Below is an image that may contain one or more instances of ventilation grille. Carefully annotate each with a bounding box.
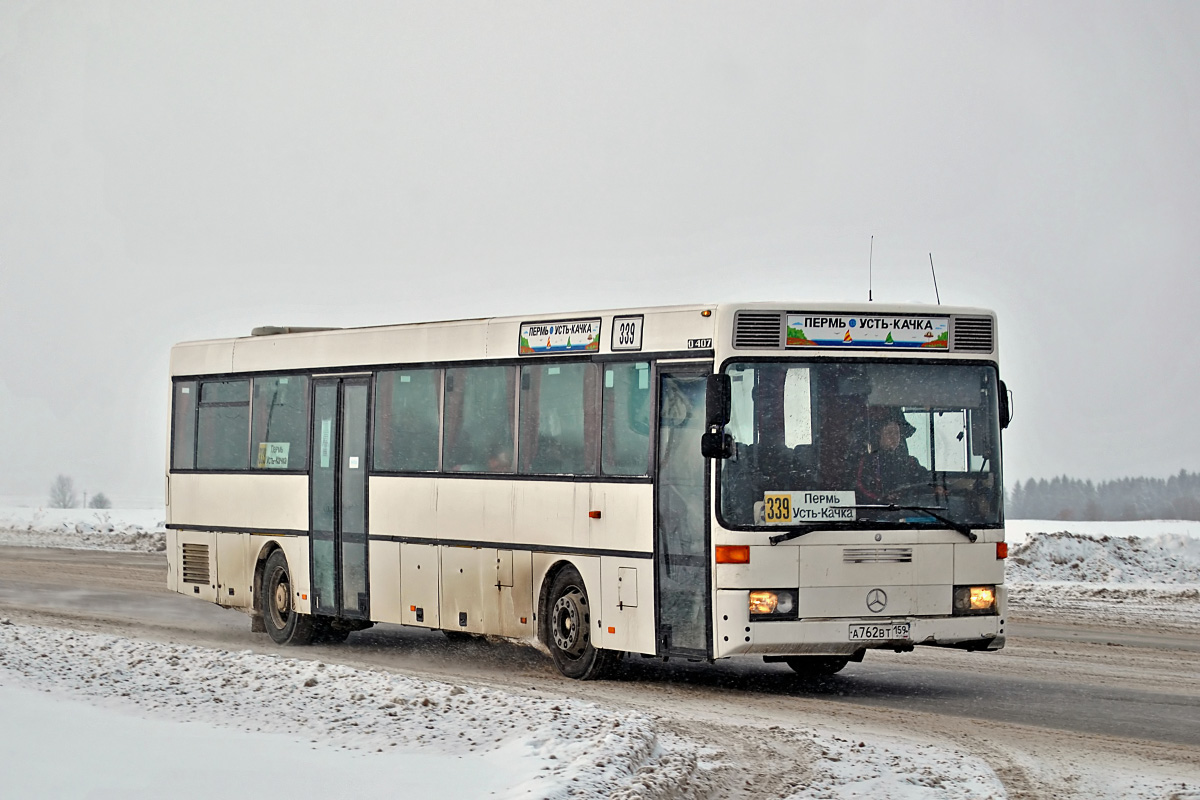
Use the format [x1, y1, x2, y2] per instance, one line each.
[843, 547, 913, 564]
[733, 312, 784, 349]
[181, 543, 211, 585]
[951, 316, 994, 353]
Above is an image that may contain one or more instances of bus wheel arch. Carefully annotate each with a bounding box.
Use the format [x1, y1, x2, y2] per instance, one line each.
[259, 548, 315, 645]
[538, 561, 618, 680]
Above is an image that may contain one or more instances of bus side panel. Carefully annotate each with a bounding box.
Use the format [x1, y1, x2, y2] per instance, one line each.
[215, 531, 250, 608]
[169, 473, 308, 532]
[368, 539, 403, 624]
[166, 529, 179, 593]
[173, 529, 217, 603]
[437, 478, 515, 544]
[368, 475, 437, 539]
[400, 543, 440, 628]
[599, 557, 656, 656]
[589, 483, 653, 553]
[513, 481, 578, 549]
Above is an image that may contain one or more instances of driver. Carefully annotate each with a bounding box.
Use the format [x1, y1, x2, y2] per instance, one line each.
[856, 419, 931, 503]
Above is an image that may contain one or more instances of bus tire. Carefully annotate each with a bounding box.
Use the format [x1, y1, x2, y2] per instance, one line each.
[543, 566, 618, 680]
[784, 656, 849, 677]
[261, 550, 315, 645]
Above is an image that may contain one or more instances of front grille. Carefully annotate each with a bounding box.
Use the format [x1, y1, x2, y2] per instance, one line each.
[843, 547, 913, 564]
[733, 312, 784, 348]
[951, 316, 994, 353]
[181, 543, 210, 584]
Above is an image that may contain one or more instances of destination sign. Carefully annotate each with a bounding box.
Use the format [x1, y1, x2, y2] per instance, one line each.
[786, 313, 948, 350]
[761, 491, 857, 525]
[519, 319, 602, 355]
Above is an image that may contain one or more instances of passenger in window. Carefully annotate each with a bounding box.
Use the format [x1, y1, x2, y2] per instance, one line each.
[856, 419, 936, 503]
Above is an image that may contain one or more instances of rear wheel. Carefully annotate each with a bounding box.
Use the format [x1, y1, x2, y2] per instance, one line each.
[261, 550, 315, 645]
[543, 566, 618, 680]
[784, 655, 849, 677]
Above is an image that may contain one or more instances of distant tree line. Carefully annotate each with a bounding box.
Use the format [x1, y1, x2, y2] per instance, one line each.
[1008, 470, 1200, 520]
[48, 475, 111, 509]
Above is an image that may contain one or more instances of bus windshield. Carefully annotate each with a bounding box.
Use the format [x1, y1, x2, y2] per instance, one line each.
[719, 360, 1003, 530]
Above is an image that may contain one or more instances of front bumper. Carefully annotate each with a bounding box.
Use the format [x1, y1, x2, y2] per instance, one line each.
[713, 587, 1007, 658]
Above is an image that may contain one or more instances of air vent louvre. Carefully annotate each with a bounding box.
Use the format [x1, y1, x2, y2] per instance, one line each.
[951, 316, 994, 353]
[843, 547, 913, 564]
[182, 543, 211, 585]
[733, 312, 784, 349]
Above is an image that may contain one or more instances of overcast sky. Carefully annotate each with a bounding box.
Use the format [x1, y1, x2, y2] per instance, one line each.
[2, 1, 1198, 506]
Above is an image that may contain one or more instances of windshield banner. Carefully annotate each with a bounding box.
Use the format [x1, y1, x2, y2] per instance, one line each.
[519, 319, 602, 355]
[761, 491, 857, 525]
[786, 313, 949, 349]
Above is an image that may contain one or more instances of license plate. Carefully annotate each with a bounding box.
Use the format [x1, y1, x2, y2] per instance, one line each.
[849, 622, 911, 641]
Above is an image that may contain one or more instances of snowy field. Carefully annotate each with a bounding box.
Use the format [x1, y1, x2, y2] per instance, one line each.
[2, 510, 1199, 798]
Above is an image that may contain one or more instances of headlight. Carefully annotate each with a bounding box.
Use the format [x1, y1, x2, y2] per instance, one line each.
[749, 589, 797, 620]
[953, 585, 997, 616]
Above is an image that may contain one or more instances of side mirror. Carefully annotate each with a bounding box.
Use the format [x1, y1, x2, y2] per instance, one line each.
[998, 380, 1013, 429]
[703, 373, 734, 459]
[705, 373, 731, 428]
[701, 430, 734, 459]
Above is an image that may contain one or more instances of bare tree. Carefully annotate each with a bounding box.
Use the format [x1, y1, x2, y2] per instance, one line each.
[88, 492, 112, 509]
[49, 474, 78, 509]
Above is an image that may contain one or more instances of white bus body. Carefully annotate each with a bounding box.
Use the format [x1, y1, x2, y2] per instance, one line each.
[166, 302, 1008, 679]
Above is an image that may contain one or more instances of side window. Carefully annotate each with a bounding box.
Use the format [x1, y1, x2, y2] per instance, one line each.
[602, 362, 651, 476]
[196, 380, 250, 470]
[518, 363, 599, 475]
[375, 369, 442, 472]
[443, 366, 517, 473]
[251, 376, 310, 470]
[172, 381, 197, 469]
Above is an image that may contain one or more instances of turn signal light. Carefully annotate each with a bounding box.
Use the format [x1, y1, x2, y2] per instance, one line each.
[996, 542, 1008, 559]
[716, 545, 750, 564]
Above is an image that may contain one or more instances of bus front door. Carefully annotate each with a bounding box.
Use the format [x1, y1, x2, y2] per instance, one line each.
[655, 367, 711, 657]
[310, 377, 370, 620]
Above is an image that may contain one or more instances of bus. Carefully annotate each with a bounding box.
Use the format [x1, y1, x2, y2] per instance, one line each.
[165, 302, 1010, 679]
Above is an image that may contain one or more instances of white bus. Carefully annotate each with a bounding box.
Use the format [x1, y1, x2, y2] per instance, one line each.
[166, 302, 1010, 679]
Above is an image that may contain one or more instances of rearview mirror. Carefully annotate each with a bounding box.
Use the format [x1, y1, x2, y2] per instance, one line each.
[706, 373, 731, 428]
[998, 380, 1012, 429]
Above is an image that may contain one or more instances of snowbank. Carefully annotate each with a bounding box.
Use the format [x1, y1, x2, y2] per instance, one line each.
[0, 621, 1019, 800]
[0, 506, 165, 552]
[0, 621, 694, 799]
[1008, 531, 1200, 584]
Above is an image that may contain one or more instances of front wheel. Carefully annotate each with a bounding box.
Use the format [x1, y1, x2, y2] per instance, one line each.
[784, 656, 849, 678]
[261, 550, 315, 645]
[543, 566, 618, 680]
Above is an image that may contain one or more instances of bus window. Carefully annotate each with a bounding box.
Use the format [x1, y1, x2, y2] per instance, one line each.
[251, 376, 310, 470]
[518, 363, 599, 475]
[375, 369, 442, 472]
[783, 367, 813, 448]
[172, 381, 197, 469]
[601, 362, 650, 476]
[443, 366, 517, 473]
[196, 380, 250, 470]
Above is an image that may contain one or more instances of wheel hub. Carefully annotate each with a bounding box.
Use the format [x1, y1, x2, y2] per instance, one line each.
[552, 589, 587, 657]
[268, 571, 291, 628]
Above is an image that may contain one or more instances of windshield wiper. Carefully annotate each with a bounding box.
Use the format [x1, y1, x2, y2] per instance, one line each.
[768, 526, 821, 546]
[849, 504, 977, 542]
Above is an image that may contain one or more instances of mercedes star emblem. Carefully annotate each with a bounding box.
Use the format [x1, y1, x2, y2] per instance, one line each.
[866, 588, 888, 614]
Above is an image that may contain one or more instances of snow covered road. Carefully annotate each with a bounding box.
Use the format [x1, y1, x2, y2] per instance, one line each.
[1, 510, 1199, 798]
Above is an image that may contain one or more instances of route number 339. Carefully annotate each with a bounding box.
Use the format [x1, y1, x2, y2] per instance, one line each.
[611, 316, 643, 351]
[763, 493, 792, 524]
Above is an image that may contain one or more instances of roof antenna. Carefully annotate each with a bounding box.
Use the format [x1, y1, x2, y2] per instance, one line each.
[929, 252, 941, 305]
[868, 235, 874, 302]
